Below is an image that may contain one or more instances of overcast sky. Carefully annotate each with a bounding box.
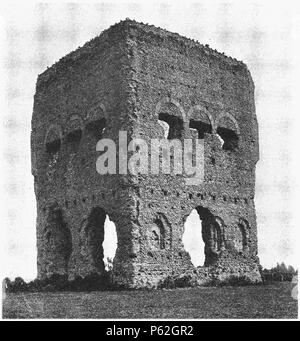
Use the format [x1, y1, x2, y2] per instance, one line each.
[1, 0, 299, 280]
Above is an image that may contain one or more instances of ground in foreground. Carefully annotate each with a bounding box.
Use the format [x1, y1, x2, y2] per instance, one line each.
[3, 282, 297, 319]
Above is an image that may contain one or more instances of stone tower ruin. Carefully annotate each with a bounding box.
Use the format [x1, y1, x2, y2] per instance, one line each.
[31, 19, 261, 288]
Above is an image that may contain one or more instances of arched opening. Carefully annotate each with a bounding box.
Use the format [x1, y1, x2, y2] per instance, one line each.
[150, 218, 166, 249]
[158, 112, 183, 139]
[158, 119, 170, 139]
[182, 209, 205, 266]
[103, 215, 118, 270]
[149, 213, 172, 250]
[84, 207, 106, 272]
[44, 204, 72, 274]
[216, 116, 239, 151]
[86, 118, 106, 141]
[66, 129, 82, 153]
[189, 119, 212, 139]
[83, 207, 117, 272]
[150, 228, 161, 250]
[45, 127, 61, 155]
[66, 117, 82, 153]
[188, 110, 212, 139]
[83, 117, 106, 170]
[183, 206, 224, 267]
[235, 218, 249, 252]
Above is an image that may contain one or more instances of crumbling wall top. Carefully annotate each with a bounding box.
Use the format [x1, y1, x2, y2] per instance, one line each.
[36, 19, 248, 91]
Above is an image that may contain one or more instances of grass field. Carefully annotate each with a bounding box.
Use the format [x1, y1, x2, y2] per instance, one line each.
[2, 282, 297, 319]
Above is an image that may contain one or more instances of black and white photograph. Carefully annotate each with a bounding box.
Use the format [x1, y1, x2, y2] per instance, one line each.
[0, 0, 299, 323]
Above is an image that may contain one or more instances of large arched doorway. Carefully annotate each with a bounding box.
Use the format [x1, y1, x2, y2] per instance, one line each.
[183, 206, 224, 267]
[103, 215, 118, 270]
[82, 207, 117, 272]
[182, 209, 205, 266]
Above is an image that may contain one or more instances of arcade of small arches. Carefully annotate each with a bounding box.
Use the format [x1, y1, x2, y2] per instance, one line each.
[157, 98, 240, 151]
[44, 99, 240, 161]
[44, 115, 106, 157]
[44, 101, 108, 157]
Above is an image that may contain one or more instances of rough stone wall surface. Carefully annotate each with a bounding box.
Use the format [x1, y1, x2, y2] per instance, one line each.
[31, 19, 261, 288]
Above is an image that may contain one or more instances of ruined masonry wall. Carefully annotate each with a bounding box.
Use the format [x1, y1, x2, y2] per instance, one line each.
[31, 20, 261, 288]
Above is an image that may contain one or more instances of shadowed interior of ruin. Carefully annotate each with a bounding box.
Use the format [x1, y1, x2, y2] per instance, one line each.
[158, 112, 183, 139]
[216, 127, 239, 151]
[86, 118, 106, 141]
[83, 207, 106, 273]
[189, 119, 212, 139]
[45, 139, 61, 155]
[45, 129, 61, 155]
